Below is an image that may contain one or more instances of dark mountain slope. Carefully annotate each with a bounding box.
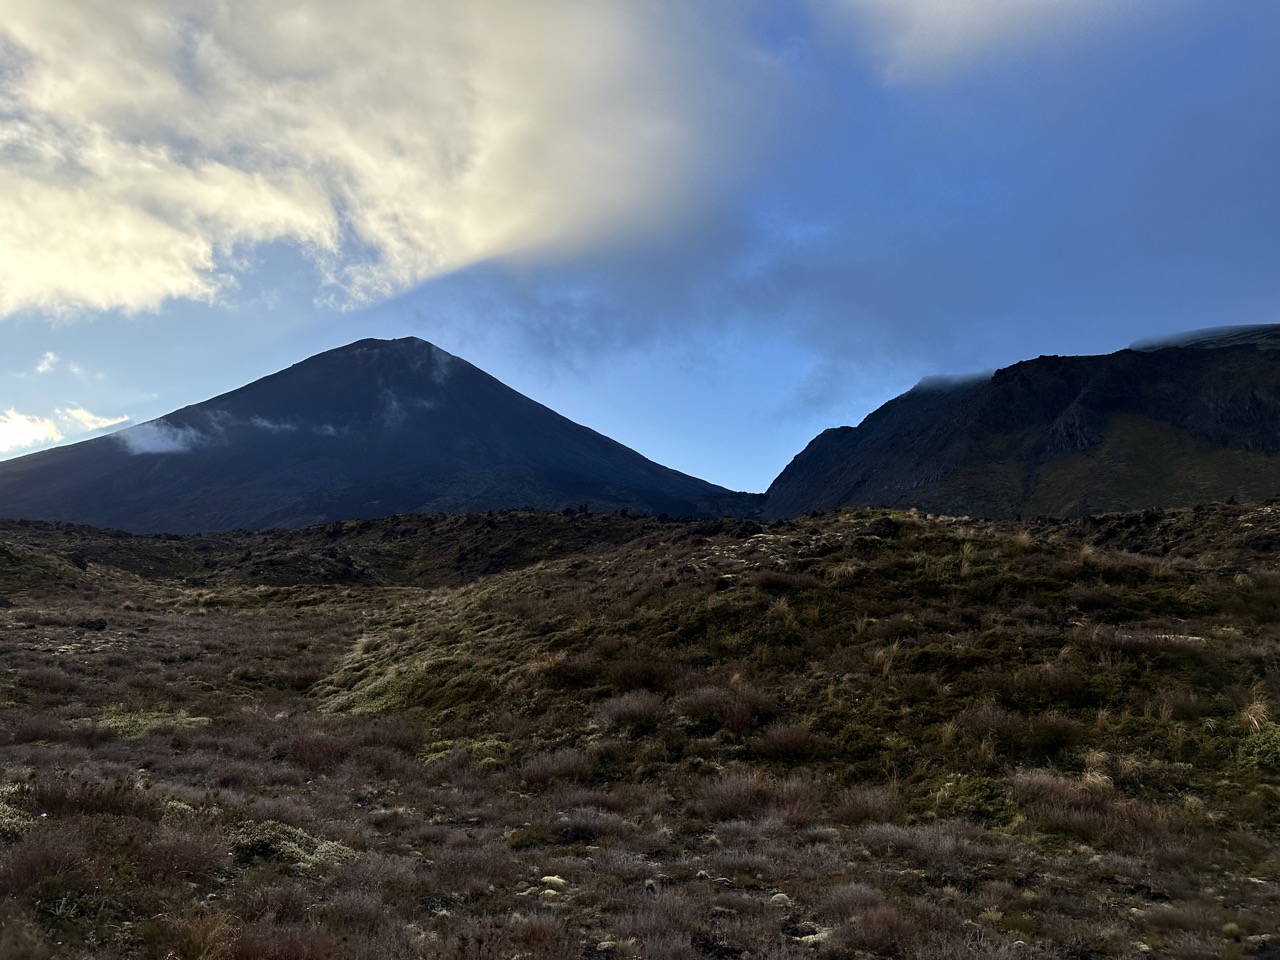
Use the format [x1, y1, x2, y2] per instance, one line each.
[0, 337, 760, 532]
[765, 325, 1280, 519]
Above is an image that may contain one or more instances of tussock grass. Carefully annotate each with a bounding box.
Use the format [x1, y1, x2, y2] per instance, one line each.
[2, 503, 1279, 956]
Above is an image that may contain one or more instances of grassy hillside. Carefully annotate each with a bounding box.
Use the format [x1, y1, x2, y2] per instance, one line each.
[1, 505, 1279, 958]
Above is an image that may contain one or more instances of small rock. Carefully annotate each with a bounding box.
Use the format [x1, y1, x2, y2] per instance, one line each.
[770, 893, 792, 907]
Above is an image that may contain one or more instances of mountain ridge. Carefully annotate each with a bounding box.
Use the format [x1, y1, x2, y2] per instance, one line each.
[764, 326, 1280, 519]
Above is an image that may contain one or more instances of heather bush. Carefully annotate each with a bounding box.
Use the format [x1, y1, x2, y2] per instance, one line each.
[598, 690, 666, 731]
[521, 747, 589, 785]
[831, 784, 905, 825]
[135, 824, 230, 882]
[697, 769, 772, 821]
[752, 723, 821, 760]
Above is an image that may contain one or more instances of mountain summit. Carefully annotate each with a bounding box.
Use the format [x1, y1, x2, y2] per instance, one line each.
[0, 337, 760, 532]
[765, 325, 1280, 519]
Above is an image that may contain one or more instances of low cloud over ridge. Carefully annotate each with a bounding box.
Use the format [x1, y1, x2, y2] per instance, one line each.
[117, 421, 207, 455]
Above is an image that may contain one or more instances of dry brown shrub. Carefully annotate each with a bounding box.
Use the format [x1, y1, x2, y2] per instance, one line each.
[555, 806, 634, 843]
[330, 852, 421, 895]
[135, 825, 230, 882]
[521, 747, 589, 786]
[539, 651, 602, 688]
[1140, 902, 1222, 932]
[551, 785, 628, 814]
[957, 701, 1022, 741]
[769, 774, 824, 827]
[280, 730, 355, 772]
[318, 889, 386, 934]
[832, 785, 905, 825]
[753, 723, 818, 760]
[825, 903, 911, 954]
[1012, 769, 1117, 811]
[674, 685, 732, 731]
[357, 717, 423, 754]
[229, 921, 343, 960]
[511, 910, 573, 953]
[598, 690, 666, 730]
[606, 655, 679, 692]
[422, 836, 520, 897]
[0, 902, 53, 960]
[614, 891, 698, 944]
[1012, 769, 1183, 855]
[723, 682, 774, 735]
[753, 570, 820, 593]
[697, 769, 772, 821]
[5, 714, 64, 745]
[20, 771, 160, 820]
[238, 882, 313, 924]
[818, 881, 887, 921]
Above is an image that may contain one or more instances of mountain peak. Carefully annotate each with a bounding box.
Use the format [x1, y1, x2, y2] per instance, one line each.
[0, 338, 761, 532]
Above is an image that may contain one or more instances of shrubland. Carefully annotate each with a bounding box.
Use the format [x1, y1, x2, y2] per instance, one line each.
[1, 503, 1278, 959]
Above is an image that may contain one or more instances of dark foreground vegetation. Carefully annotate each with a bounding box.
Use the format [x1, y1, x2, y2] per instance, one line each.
[1, 504, 1279, 959]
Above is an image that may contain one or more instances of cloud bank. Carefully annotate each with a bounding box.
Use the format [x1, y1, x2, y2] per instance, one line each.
[0, 410, 61, 453]
[0, 406, 128, 454]
[0, 0, 755, 318]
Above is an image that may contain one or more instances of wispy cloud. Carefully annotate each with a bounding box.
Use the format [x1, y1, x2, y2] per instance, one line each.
[249, 417, 298, 433]
[116, 421, 207, 455]
[23, 352, 85, 378]
[0, 0, 764, 319]
[57, 407, 129, 432]
[817, 0, 1152, 81]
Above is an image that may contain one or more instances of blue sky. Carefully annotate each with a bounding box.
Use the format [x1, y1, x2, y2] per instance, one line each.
[1, 1, 1277, 492]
